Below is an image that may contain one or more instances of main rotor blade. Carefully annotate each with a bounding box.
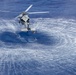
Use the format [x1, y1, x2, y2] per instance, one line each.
[25, 5, 33, 12]
[28, 11, 49, 14]
[15, 5, 33, 19]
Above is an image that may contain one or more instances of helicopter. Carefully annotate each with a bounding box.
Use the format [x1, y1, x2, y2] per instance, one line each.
[15, 4, 49, 33]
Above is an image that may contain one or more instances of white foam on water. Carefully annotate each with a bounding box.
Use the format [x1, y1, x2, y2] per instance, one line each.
[0, 18, 76, 75]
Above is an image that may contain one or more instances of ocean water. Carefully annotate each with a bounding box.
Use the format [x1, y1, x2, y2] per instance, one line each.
[0, 0, 76, 75]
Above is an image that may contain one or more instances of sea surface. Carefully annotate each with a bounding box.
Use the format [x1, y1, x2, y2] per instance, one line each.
[0, 0, 76, 75]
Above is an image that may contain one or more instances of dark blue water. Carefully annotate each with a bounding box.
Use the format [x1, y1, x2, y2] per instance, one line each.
[0, 0, 76, 19]
[0, 0, 76, 75]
